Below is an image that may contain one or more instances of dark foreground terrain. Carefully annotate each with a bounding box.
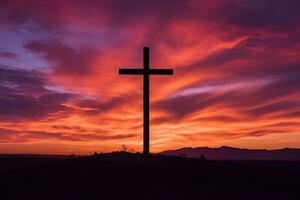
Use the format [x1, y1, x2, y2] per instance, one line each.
[0, 153, 300, 200]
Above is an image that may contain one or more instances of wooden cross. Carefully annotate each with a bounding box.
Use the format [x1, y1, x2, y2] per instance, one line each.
[119, 47, 173, 155]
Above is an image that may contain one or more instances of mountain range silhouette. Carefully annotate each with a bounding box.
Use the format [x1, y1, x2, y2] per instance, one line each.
[161, 146, 300, 160]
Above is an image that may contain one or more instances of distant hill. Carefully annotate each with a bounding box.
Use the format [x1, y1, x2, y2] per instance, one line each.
[161, 146, 300, 160]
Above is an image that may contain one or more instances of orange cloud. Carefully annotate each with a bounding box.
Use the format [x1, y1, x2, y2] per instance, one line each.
[0, 0, 300, 154]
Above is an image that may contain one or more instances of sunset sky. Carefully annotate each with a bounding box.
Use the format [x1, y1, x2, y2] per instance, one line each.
[1, 0, 300, 154]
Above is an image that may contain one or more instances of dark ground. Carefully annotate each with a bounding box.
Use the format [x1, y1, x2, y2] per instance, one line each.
[0, 152, 300, 200]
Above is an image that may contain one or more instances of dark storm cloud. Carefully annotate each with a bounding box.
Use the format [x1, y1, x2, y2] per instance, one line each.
[0, 66, 46, 94]
[194, 44, 250, 68]
[25, 40, 99, 75]
[77, 94, 138, 115]
[153, 1, 300, 120]
[0, 0, 188, 34]
[0, 0, 68, 31]
[151, 116, 176, 125]
[1, 0, 300, 146]
[76, 133, 137, 141]
[52, 125, 88, 132]
[153, 92, 232, 118]
[263, 122, 300, 128]
[165, 31, 300, 119]
[0, 65, 136, 122]
[0, 128, 137, 143]
[0, 128, 18, 139]
[0, 7, 29, 27]
[22, 130, 82, 142]
[216, 0, 300, 30]
[0, 94, 69, 121]
[0, 51, 18, 59]
[154, 70, 300, 119]
[78, 97, 126, 114]
[246, 101, 300, 117]
[0, 66, 73, 121]
[200, 128, 285, 140]
[187, 34, 300, 72]
[183, 36, 259, 71]
[194, 115, 240, 123]
[3, 0, 300, 78]
[96, 0, 189, 25]
[1, 0, 299, 38]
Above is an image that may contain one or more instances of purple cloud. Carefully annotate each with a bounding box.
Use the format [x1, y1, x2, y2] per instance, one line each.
[0, 66, 73, 121]
[0, 51, 17, 59]
[25, 40, 99, 76]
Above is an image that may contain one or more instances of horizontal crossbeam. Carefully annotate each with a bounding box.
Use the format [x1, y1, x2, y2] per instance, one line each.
[119, 68, 173, 75]
[148, 69, 173, 75]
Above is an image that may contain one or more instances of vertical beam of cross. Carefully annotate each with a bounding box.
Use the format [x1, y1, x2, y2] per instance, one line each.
[119, 47, 173, 155]
[143, 47, 150, 155]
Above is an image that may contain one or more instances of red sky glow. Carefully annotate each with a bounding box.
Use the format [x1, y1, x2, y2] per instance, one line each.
[1, 0, 300, 154]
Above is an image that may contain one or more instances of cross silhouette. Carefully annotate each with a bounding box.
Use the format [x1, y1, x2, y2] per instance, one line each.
[119, 47, 173, 155]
